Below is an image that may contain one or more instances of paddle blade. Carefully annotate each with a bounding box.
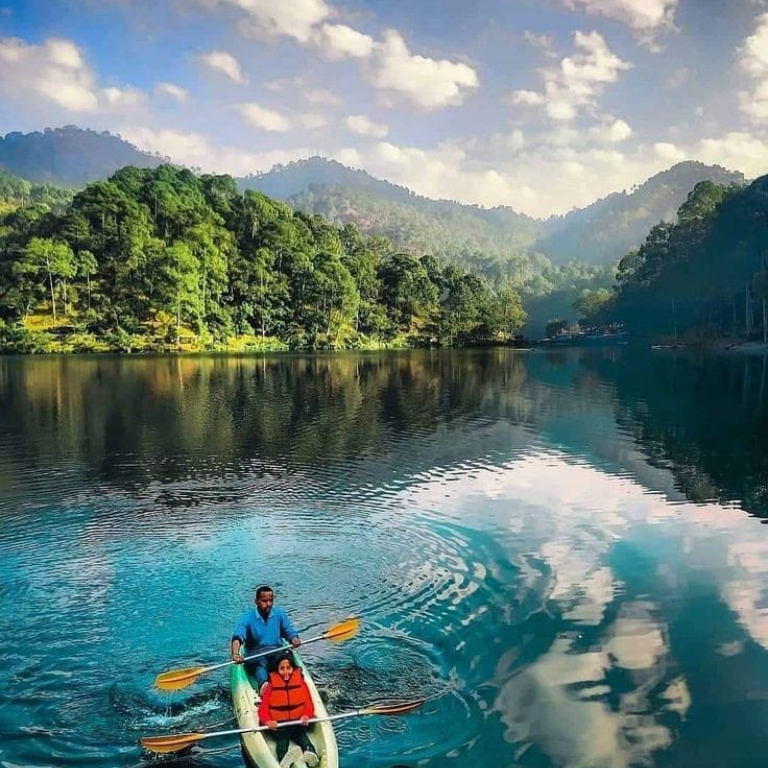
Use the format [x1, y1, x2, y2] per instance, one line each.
[324, 616, 360, 643]
[140, 731, 205, 754]
[362, 698, 426, 716]
[154, 665, 207, 691]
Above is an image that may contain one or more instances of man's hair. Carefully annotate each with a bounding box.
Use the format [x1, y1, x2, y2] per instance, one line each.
[256, 585, 274, 599]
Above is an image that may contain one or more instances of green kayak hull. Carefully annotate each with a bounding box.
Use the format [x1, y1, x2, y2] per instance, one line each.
[230, 651, 338, 768]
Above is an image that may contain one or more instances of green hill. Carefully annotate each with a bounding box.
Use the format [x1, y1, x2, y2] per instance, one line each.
[0, 126, 163, 187]
[536, 161, 746, 264]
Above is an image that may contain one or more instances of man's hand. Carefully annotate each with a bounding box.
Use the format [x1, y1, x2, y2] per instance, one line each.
[300, 716, 309, 726]
[232, 651, 244, 664]
[268, 720, 278, 731]
[291, 636, 301, 648]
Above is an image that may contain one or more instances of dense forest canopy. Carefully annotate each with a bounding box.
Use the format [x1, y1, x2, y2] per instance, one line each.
[0, 165, 529, 353]
[583, 176, 768, 342]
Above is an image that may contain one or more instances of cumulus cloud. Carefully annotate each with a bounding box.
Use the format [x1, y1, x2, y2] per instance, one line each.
[590, 117, 633, 142]
[654, 141, 685, 161]
[739, 12, 768, 77]
[344, 114, 389, 138]
[314, 23, 374, 59]
[236, 102, 291, 131]
[327, 139, 541, 212]
[155, 82, 188, 102]
[562, 0, 678, 34]
[0, 36, 148, 114]
[200, 50, 246, 84]
[297, 113, 328, 130]
[511, 89, 546, 106]
[0, 36, 97, 111]
[194, 0, 475, 110]
[102, 86, 145, 108]
[739, 13, 768, 123]
[694, 131, 768, 174]
[524, 30, 557, 57]
[119, 126, 312, 176]
[201, 0, 331, 43]
[303, 87, 343, 106]
[370, 30, 479, 109]
[511, 31, 632, 122]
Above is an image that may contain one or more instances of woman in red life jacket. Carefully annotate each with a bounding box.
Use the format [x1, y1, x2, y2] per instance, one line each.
[258, 650, 319, 768]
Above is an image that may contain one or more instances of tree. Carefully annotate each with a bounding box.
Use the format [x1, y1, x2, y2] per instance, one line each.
[17, 237, 75, 320]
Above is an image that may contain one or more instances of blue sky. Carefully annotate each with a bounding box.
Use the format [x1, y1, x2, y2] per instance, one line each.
[0, 0, 767, 217]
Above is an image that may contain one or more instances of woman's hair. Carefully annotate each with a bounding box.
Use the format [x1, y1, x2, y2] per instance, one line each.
[272, 650, 296, 671]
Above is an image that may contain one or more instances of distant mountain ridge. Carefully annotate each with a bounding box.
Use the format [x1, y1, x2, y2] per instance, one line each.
[240, 156, 746, 266]
[0, 126, 163, 187]
[240, 158, 540, 260]
[0, 127, 748, 266]
[537, 161, 746, 263]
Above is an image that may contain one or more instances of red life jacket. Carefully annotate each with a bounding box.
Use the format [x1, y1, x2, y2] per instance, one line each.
[266, 668, 311, 721]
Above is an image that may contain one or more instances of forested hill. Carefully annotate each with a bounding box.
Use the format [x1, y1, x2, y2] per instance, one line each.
[0, 127, 163, 186]
[0, 128, 747, 270]
[241, 158, 541, 262]
[583, 176, 768, 342]
[0, 164, 528, 353]
[243, 157, 746, 268]
[536, 161, 746, 265]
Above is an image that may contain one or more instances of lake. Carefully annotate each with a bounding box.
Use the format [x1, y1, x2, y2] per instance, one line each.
[1, 348, 768, 768]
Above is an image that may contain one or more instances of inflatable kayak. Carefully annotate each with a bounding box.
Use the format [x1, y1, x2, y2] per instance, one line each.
[230, 651, 338, 768]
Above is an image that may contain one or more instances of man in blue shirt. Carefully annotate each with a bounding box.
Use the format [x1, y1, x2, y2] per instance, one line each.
[231, 585, 301, 694]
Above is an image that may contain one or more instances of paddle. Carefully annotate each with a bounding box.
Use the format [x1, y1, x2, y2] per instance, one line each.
[154, 617, 360, 691]
[140, 698, 425, 754]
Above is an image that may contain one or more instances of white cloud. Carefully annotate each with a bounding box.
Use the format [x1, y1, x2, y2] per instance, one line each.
[511, 89, 546, 106]
[102, 86, 145, 108]
[236, 102, 291, 132]
[740, 12, 768, 77]
[119, 126, 312, 176]
[654, 141, 685, 161]
[298, 113, 328, 130]
[562, 0, 678, 33]
[264, 76, 306, 92]
[155, 82, 188, 102]
[315, 23, 374, 59]
[206, 0, 332, 43]
[739, 13, 768, 123]
[694, 131, 768, 174]
[524, 31, 557, 57]
[303, 87, 343, 106]
[0, 36, 98, 111]
[507, 129, 525, 152]
[591, 117, 633, 142]
[370, 30, 479, 110]
[513, 31, 632, 122]
[200, 50, 246, 84]
[327, 139, 541, 212]
[0, 36, 148, 114]
[344, 114, 389, 138]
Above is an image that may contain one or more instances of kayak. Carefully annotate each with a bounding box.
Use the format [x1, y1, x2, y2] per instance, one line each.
[230, 650, 338, 768]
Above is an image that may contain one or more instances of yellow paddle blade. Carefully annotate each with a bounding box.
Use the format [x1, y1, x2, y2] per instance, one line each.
[154, 665, 208, 691]
[362, 698, 426, 716]
[140, 731, 205, 754]
[325, 616, 360, 642]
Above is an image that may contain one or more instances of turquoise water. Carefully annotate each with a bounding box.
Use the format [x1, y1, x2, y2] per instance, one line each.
[1, 349, 768, 768]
